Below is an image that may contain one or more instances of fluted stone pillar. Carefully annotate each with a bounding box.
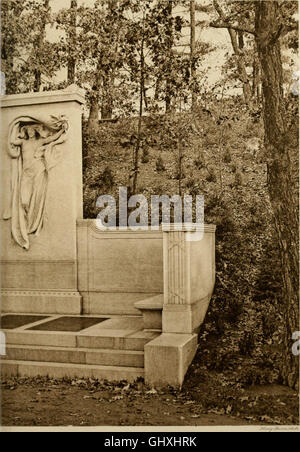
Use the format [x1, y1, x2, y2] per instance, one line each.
[163, 228, 190, 333]
[145, 223, 216, 387]
[162, 224, 216, 334]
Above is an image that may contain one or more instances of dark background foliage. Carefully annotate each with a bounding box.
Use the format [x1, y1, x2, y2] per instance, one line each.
[82, 94, 299, 386]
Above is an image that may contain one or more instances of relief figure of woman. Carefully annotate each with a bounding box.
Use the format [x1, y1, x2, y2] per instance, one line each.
[4, 116, 68, 250]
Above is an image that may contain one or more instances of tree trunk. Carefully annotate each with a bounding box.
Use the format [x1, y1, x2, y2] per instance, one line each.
[87, 64, 102, 133]
[213, 0, 251, 105]
[252, 39, 262, 105]
[165, 1, 174, 114]
[252, 55, 259, 103]
[67, 0, 77, 85]
[228, 28, 251, 104]
[165, 83, 172, 113]
[101, 73, 113, 120]
[34, 0, 49, 92]
[238, 31, 244, 50]
[100, 0, 122, 119]
[33, 70, 42, 92]
[255, 1, 299, 389]
[87, 96, 100, 132]
[178, 138, 184, 196]
[132, 36, 145, 196]
[154, 75, 162, 103]
[190, 0, 197, 111]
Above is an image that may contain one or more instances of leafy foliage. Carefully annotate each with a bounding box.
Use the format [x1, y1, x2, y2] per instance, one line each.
[81, 90, 295, 386]
[1, 0, 58, 93]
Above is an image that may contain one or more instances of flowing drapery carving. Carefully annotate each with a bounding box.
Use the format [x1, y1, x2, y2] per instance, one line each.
[3, 115, 69, 250]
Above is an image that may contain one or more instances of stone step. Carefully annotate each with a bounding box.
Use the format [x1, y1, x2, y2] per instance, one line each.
[4, 330, 158, 351]
[3, 345, 144, 368]
[1, 360, 144, 382]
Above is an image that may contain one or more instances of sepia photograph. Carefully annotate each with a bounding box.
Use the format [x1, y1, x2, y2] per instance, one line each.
[0, 0, 299, 434]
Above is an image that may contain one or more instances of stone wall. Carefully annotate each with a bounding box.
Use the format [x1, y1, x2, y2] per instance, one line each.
[77, 220, 164, 315]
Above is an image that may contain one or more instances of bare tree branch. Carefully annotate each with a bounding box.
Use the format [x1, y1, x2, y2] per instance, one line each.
[210, 21, 256, 36]
[211, 0, 256, 35]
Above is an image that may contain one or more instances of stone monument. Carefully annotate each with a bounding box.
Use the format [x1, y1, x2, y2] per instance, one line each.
[1, 88, 85, 315]
[0, 88, 216, 388]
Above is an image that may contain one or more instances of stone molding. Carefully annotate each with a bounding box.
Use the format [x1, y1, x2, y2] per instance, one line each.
[162, 223, 216, 233]
[77, 219, 163, 238]
[1, 290, 80, 296]
[77, 219, 215, 234]
[0, 260, 76, 264]
[1, 89, 85, 108]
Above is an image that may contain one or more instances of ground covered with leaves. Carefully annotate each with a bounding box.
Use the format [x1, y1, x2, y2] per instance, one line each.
[1, 371, 298, 427]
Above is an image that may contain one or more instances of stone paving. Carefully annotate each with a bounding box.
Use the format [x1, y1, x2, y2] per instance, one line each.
[0, 314, 159, 345]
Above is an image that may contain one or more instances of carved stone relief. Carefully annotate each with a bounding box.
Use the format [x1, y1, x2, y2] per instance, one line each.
[3, 115, 69, 250]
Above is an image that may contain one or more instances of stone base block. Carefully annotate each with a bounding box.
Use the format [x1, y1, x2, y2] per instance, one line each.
[144, 333, 198, 388]
[162, 305, 193, 334]
[134, 295, 163, 330]
[162, 296, 211, 334]
[1, 291, 82, 315]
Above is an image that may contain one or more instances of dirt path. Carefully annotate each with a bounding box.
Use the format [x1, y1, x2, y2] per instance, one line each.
[1, 384, 247, 427]
[2, 377, 298, 428]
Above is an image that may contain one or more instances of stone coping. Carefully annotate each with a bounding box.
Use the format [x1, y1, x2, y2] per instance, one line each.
[161, 223, 216, 233]
[1, 89, 85, 108]
[77, 219, 216, 233]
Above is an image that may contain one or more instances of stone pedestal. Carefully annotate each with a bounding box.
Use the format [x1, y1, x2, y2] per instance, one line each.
[145, 333, 198, 388]
[162, 224, 216, 334]
[0, 89, 84, 314]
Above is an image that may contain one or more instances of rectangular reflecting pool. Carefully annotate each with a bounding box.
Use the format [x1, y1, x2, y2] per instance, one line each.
[27, 317, 108, 332]
[1, 315, 49, 330]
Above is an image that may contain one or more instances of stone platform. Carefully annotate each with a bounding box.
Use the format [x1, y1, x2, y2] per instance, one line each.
[0, 313, 160, 382]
